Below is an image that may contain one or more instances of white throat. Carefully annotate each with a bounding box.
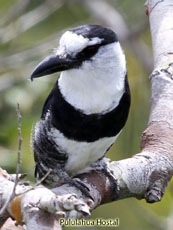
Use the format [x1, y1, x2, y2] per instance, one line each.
[58, 42, 126, 115]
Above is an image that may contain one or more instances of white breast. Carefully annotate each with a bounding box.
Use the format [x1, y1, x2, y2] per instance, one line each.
[48, 127, 119, 175]
[58, 42, 126, 115]
[47, 41, 126, 174]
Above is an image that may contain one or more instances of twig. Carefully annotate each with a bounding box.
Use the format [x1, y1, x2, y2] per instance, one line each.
[35, 169, 53, 187]
[0, 103, 22, 216]
[16, 103, 22, 184]
[17, 168, 53, 196]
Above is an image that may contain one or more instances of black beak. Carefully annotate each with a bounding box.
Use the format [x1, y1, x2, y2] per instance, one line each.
[31, 52, 79, 81]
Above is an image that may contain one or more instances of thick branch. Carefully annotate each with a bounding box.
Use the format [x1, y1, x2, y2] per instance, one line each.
[0, 173, 91, 230]
[1, 0, 173, 229]
[63, 0, 173, 205]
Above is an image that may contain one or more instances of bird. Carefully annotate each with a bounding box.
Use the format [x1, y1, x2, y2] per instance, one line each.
[31, 24, 130, 196]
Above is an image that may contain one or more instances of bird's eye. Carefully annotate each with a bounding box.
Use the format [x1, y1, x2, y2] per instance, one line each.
[76, 45, 100, 61]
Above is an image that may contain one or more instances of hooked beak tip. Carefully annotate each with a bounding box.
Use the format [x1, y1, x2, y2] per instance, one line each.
[30, 72, 38, 81]
[30, 74, 34, 81]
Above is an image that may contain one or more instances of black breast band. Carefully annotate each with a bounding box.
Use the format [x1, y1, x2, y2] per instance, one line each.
[41, 75, 130, 142]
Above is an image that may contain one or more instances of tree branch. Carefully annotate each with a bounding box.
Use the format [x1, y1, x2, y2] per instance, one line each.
[0, 104, 22, 217]
[1, 0, 173, 229]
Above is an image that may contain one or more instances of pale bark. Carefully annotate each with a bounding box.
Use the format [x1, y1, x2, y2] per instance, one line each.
[108, 0, 173, 202]
[1, 0, 173, 229]
[0, 173, 91, 230]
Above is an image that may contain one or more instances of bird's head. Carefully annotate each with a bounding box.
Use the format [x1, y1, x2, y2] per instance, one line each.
[31, 25, 125, 81]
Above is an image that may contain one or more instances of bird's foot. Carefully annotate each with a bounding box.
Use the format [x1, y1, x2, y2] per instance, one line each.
[58, 177, 92, 200]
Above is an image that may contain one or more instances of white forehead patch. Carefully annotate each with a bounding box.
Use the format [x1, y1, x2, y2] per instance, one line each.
[59, 31, 103, 54]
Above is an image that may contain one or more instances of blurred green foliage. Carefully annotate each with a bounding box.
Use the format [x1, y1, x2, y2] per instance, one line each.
[0, 0, 172, 229]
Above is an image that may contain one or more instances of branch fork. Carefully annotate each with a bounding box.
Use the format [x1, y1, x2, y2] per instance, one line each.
[1, 0, 173, 229]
